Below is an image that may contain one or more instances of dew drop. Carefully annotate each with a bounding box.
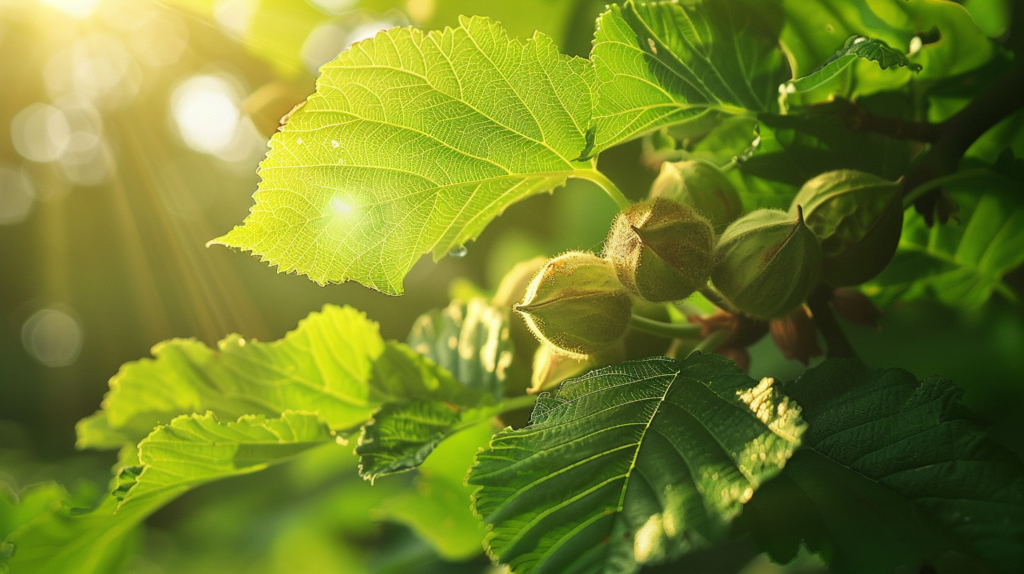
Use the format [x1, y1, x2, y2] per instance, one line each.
[331, 140, 340, 148]
[297, 137, 303, 145]
[448, 245, 468, 258]
[1, 541, 16, 559]
[337, 157, 344, 165]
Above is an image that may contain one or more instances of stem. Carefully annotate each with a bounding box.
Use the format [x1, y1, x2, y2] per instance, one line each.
[806, 287, 857, 360]
[630, 314, 703, 339]
[902, 168, 992, 208]
[689, 329, 731, 356]
[498, 394, 539, 412]
[816, 98, 941, 142]
[699, 285, 736, 313]
[577, 169, 631, 210]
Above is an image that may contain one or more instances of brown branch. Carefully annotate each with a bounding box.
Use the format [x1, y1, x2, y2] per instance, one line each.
[905, 63, 1024, 223]
[807, 286, 857, 360]
[813, 98, 942, 143]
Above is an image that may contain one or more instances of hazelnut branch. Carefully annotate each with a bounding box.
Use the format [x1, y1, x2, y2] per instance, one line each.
[807, 286, 858, 360]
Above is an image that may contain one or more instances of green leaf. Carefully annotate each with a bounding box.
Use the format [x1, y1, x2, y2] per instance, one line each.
[1, 495, 142, 574]
[467, 354, 805, 574]
[738, 359, 1024, 573]
[356, 395, 532, 481]
[408, 298, 513, 400]
[590, 0, 787, 153]
[115, 411, 334, 509]
[781, 0, 993, 86]
[76, 305, 382, 449]
[866, 178, 1024, 309]
[210, 16, 600, 294]
[4, 412, 335, 574]
[77, 305, 471, 450]
[739, 112, 913, 187]
[372, 419, 495, 560]
[781, 35, 921, 109]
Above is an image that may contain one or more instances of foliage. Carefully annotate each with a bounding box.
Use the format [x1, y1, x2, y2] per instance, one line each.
[6, 1, 1024, 573]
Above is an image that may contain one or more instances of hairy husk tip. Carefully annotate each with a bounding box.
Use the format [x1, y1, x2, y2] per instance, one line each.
[605, 198, 716, 303]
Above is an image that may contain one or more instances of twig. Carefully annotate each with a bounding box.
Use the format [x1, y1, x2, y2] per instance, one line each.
[806, 286, 857, 360]
[904, 63, 1024, 221]
[815, 98, 941, 142]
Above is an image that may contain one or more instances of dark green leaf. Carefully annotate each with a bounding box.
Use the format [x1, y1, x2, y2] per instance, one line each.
[372, 420, 495, 560]
[468, 354, 805, 574]
[866, 178, 1024, 308]
[739, 112, 913, 186]
[739, 359, 1024, 573]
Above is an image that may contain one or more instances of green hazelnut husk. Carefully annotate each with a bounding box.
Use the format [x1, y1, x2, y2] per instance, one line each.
[514, 252, 633, 358]
[790, 170, 903, 286]
[650, 160, 743, 232]
[711, 208, 822, 319]
[604, 198, 716, 303]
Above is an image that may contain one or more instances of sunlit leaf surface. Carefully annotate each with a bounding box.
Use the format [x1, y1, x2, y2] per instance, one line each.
[77, 305, 471, 449]
[212, 16, 598, 294]
[468, 354, 805, 574]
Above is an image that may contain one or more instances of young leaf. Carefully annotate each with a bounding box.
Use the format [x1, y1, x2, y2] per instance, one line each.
[76, 305, 384, 449]
[781, 0, 992, 82]
[738, 360, 1024, 573]
[590, 0, 787, 153]
[867, 181, 1024, 308]
[4, 412, 336, 574]
[115, 411, 334, 509]
[468, 354, 805, 574]
[780, 35, 921, 109]
[408, 298, 514, 400]
[210, 16, 600, 294]
[77, 305, 472, 450]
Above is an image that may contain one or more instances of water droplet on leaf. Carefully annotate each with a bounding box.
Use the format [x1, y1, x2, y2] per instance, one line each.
[448, 245, 468, 258]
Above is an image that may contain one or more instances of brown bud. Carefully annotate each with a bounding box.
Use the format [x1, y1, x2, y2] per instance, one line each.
[831, 287, 882, 329]
[769, 305, 822, 365]
[605, 198, 716, 303]
[514, 252, 633, 358]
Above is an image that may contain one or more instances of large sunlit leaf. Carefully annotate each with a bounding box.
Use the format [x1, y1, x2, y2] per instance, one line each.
[467, 354, 805, 574]
[738, 359, 1024, 573]
[76, 305, 470, 449]
[211, 16, 600, 294]
[590, 0, 788, 153]
[866, 178, 1024, 309]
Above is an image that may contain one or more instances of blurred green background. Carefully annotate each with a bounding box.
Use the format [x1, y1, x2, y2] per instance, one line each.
[0, 1, 1021, 573]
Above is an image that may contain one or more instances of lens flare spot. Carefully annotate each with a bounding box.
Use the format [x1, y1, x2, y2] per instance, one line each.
[22, 307, 83, 368]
